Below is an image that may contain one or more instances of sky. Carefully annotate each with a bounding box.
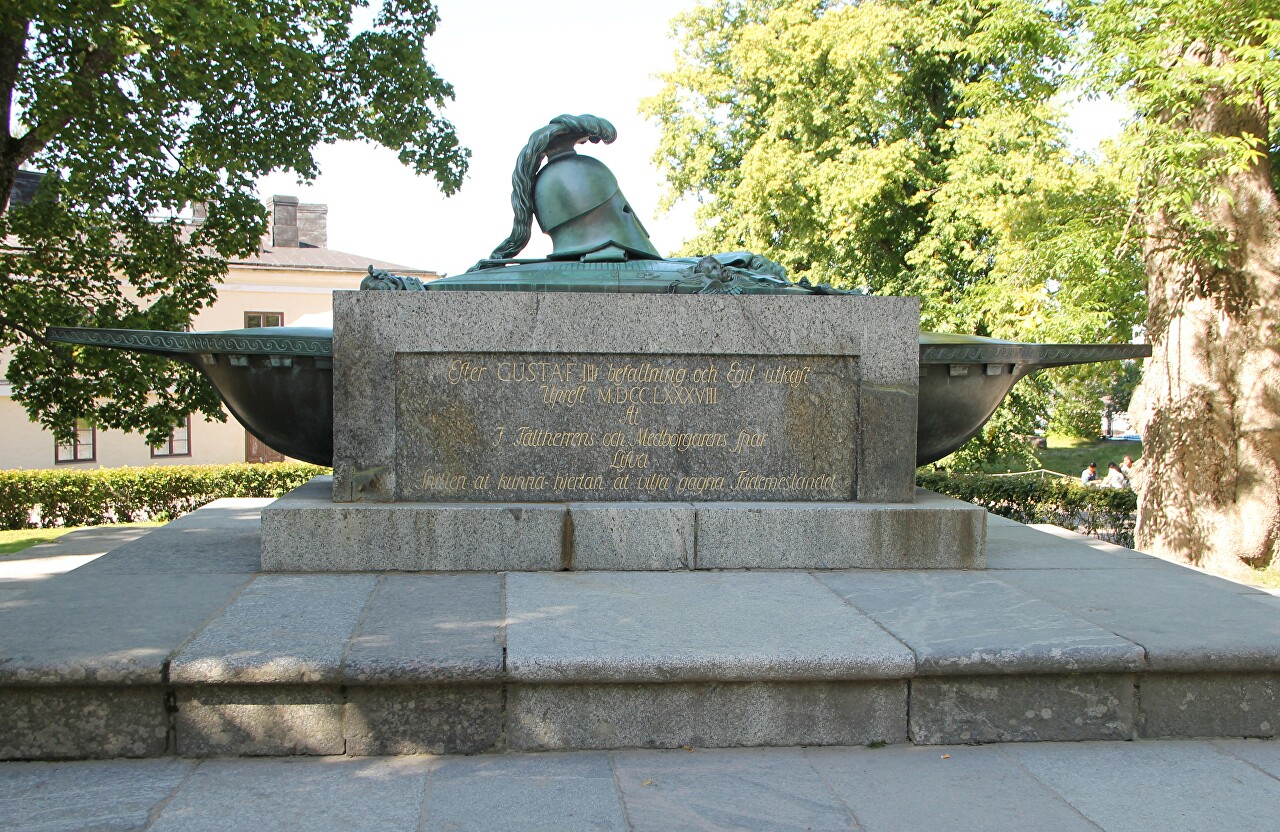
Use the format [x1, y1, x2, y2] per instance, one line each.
[257, 0, 701, 276]
[256, 0, 1126, 277]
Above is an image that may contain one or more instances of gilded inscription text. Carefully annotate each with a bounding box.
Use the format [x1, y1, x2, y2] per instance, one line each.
[395, 352, 859, 502]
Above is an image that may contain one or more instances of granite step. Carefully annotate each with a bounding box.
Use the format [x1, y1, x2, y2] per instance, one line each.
[260, 477, 988, 572]
[2, 500, 1279, 760]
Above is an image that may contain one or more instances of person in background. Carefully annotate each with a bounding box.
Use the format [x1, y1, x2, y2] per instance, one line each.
[1081, 462, 1099, 485]
[1120, 455, 1135, 478]
[1102, 461, 1130, 489]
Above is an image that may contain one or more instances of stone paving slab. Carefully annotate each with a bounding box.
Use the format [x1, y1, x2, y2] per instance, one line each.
[613, 747, 855, 831]
[0, 758, 194, 832]
[147, 756, 433, 832]
[1006, 740, 1280, 832]
[3, 740, 1279, 831]
[815, 571, 1146, 675]
[160, 498, 273, 531]
[422, 753, 629, 832]
[170, 575, 377, 684]
[71, 528, 262, 576]
[806, 743, 1100, 831]
[344, 574, 504, 683]
[9, 526, 155, 559]
[504, 571, 915, 682]
[1216, 737, 1280, 777]
[998, 567, 1280, 672]
[985, 521, 1160, 570]
[0, 574, 252, 685]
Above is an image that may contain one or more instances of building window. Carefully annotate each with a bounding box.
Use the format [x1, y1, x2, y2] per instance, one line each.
[244, 311, 283, 329]
[55, 419, 96, 464]
[151, 417, 192, 458]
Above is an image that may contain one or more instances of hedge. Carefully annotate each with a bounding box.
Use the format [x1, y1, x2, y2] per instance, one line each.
[0, 463, 328, 530]
[917, 470, 1138, 548]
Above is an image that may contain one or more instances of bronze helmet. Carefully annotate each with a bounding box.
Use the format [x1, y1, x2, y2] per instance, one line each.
[533, 149, 660, 260]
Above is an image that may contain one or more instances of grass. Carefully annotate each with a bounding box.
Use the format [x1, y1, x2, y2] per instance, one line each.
[965, 436, 1143, 478]
[0, 522, 163, 556]
[1245, 568, 1280, 591]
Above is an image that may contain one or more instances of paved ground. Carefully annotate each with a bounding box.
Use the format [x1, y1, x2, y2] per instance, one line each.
[0, 526, 154, 583]
[2, 739, 1278, 831]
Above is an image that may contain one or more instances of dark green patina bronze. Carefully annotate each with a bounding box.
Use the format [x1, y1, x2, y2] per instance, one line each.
[46, 113, 1150, 466]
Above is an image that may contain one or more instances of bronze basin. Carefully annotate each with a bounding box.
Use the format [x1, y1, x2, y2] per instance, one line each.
[46, 326, 1148, 468]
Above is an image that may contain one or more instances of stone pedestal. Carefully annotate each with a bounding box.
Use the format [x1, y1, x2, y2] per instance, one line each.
[331, 291, 920, 505]
[256, 290, 986, 572]
[259, 477, 987, 572]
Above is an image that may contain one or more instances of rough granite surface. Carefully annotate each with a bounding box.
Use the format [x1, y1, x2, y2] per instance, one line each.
[816, 570, 1145, 674]
[332, 291, 918, 503]
[508, 679, 908, 751]
[504, 571, 915, 682]
[1138, 672, 1278, 739]
[343, 574, 504, 683]
[694, 491, 986, 569]
[0, 686, 168, 760]
[910, 673, 1136, 744]
[175, 685, 345, 757]
[170, 575, 377, 684]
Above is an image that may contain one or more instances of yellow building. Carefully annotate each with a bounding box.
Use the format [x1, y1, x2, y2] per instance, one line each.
[0, 195, 437, 470]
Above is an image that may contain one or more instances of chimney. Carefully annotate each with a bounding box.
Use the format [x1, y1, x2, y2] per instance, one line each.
[270, 194, 300, 247]
[296, 202, 328, 248]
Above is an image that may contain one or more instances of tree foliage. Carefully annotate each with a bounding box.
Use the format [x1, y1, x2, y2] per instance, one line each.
[648, 0, 1280, 574]
[644, 0, 1145, 342]
[0, 0, 467, 444]
[1081, 0, 1280, 574]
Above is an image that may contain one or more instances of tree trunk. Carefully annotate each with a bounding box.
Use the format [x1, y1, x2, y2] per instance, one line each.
[1133, 59, 1280, 577]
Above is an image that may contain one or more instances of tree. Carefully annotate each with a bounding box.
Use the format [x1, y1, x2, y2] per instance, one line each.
[644, 0, 1145, 466]
[1, 0, 467, 445]
[1083, 0, 1280, 576]
[648, 0, 1280, 576]
[644, 0, 1144, 341]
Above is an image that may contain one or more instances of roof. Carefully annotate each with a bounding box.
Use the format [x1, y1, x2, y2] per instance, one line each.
[230, 245, 439, 276]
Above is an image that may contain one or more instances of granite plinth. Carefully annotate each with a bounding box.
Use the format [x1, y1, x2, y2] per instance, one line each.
[9, 499, 1280, 759]
[332, 292, 919, 504]
[260, 477, 986, 571]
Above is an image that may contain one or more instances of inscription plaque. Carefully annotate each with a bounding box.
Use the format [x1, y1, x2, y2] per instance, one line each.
[395, 352, 859, 502]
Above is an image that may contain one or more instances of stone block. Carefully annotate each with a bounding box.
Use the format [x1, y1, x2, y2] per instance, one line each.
[508, 679, 907, 751]
[175, 685, 345, 756]
[909, 673, 1136, 744]
[343, 684, 503, 755]
[568, 502, 695, 570]
[332, 292, 918, 504]
[260, 479, 564, 571]
[1138, 672, 1278, 739]
[171, 575, 376, 684]
[1007, 740, 1280, 832]
[998, 567, 1280, 672]
[505, 571, 915, 683]
[694, 491, 986, 570]
[0, 574, 252, 686]
[343, 574, 503, 683]
[0, 758, 195, 831]
[816, 571, 1145, 675]
[0, 686, 167, 760]
[613, 747, 855, 832]
[146, 757, 434, 832]
[807, 744, 1102, 832]
[422, 753, 629, 832]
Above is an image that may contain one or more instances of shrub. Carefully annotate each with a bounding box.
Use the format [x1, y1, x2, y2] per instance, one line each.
[0, 463, 328, 530]
[917, 469, 1138, 548]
